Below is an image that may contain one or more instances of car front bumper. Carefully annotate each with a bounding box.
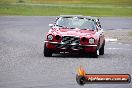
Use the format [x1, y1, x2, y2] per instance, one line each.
[44, 41, 97, 47]
[44, 41, 97, 53]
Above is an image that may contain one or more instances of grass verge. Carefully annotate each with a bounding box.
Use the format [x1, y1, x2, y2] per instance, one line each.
[129, 32, 132, 36]
[0, 0, 132, 6]
[0, 4, 132, 16]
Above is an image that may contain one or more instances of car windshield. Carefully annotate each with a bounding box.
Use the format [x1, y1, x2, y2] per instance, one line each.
[56, 17, 96, 30]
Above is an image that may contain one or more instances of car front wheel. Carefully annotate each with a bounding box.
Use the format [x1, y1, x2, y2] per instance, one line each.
[43, 43, 52, 57]
[90, 48, 98, 58]
[99, 42, 105, 55]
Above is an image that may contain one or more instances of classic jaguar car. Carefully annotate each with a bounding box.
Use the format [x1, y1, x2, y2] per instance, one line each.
[44, 15, 105, 57]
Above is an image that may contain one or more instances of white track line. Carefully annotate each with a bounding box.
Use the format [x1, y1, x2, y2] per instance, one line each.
[106, 48, 132, 51]
[105, 38, 118, 42]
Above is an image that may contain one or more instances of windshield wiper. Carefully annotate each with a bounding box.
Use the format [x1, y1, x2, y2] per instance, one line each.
[81, 28, 94, 31]
[81, 29, 87, 30]
[56, 25, 78, 29]
[56, 25, 69, 29]
[56, 25, 63, 27]
[69, 27, 75, 29]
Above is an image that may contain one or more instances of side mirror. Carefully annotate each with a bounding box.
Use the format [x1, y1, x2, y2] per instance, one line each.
[49, 24, 54, 27]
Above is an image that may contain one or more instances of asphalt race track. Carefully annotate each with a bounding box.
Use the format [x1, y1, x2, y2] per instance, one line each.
[0, 16, 132, 88]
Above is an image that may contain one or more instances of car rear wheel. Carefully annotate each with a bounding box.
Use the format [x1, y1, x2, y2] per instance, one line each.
[44, 43, 52, 57]
[99, 42, 105, 55]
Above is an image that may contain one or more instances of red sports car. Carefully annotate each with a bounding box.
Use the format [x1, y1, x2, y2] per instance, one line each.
[44, 15, 105, 57]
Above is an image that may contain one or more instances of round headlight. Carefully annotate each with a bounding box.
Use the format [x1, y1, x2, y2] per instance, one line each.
[47, 35, 53, 41]
[55, 35, 61, 40]
[82, 37, 87, 42]
[89, 38, 95, 44]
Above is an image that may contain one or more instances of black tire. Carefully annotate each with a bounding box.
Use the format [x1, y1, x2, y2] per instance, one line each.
[93, 50, 98, 58]
[43, 43, 52, 57]
[99, 42, 105, 55]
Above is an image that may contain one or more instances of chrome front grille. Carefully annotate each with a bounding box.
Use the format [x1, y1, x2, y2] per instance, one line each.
[62, 36, 80, 44]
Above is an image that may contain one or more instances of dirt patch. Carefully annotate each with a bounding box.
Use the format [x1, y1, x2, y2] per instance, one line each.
[105, 29, 132, 44]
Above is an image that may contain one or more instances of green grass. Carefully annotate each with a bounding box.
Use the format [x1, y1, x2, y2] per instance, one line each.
[0, 0, 132, 16]
[1, 0, 132, 6]
[0, 4, 132, 16]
